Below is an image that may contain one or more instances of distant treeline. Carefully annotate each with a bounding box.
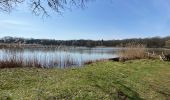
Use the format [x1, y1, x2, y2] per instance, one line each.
[0, 36, 170, 48]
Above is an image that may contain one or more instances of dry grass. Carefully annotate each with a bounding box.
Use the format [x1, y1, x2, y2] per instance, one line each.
[84, 60, 94, 65]
[0, 54, 42, 68]
[84, 59, 108, 65]
[63, 55, 77, 68]
[119, 43, 147, 61]
[0, 52, 77, 68]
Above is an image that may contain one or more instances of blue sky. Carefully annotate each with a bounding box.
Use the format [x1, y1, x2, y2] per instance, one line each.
[0, 0, 170, 40]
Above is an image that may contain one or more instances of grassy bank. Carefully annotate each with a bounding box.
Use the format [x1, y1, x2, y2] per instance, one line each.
[0, 59, 170, 100]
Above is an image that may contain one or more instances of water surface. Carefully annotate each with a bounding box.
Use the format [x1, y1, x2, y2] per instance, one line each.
[0, 47, 169, 68]
[0, 47, 119, 68]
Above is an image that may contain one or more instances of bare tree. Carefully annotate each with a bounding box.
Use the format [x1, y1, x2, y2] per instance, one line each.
[0, 0, 90, 16]
[0, 0, 23, 12]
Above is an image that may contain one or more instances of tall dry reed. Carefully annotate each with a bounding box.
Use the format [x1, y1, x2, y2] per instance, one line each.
[119, 43, 147, 61]
[0, 51, 78, 68]
[63, 55, 77, 68]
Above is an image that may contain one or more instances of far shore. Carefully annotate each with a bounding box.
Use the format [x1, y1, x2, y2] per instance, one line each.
[0, 43, 170, 49]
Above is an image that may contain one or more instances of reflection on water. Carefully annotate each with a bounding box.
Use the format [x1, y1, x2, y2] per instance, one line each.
[0, 47, 119, 68]
[0, 47, 169, 68]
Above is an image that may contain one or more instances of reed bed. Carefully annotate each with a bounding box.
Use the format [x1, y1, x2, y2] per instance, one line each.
[0, 50, 78, 68]
[119, 43, 147, 61]
[63, 55, 77, 68]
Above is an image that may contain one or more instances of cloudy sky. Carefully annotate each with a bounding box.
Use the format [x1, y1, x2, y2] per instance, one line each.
[0, 0, 170, 40]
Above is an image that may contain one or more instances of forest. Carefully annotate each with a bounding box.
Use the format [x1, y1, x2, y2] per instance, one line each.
[0, 36, 170, 48]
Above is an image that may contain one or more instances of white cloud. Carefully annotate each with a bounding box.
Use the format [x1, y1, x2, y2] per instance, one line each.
[0, 19, 34, 33]
[0, 19, 30, 26]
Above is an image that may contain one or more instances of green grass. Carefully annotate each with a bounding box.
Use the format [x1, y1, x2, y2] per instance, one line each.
[0, 59, 170, 100]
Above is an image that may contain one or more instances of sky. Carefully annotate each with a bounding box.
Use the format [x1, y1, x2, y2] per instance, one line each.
[0, 0, 170, 40]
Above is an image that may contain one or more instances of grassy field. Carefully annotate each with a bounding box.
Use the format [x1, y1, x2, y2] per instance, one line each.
[0, 59, 170, 100]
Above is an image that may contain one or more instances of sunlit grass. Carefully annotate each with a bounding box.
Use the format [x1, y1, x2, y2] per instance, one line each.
[0, 59, 170, 99]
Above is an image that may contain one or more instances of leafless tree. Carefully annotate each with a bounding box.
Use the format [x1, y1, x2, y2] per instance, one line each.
[0, 0, 90, 16]
[0, 0, 23, 12]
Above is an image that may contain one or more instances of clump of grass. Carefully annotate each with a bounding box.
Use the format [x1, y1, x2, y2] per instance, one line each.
[84, 59, 108, 65]
[0, 58, 23, 68]
[119, 43, 147, 61]
[84, 60, 94, 65]
[0, 54, 42, 68]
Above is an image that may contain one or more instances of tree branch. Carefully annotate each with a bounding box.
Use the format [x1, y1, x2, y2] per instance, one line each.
[0, 0, 90, 16]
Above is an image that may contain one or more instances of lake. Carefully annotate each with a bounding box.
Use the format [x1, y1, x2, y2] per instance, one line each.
[0, 47, 120, 68]
[0, 47, 170, 68]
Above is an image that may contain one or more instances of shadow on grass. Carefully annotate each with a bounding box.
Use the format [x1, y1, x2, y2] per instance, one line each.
[86, 71, 143, 100]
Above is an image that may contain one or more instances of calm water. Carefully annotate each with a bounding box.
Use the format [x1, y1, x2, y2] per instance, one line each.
[0, 47, 120, 68]
[0, 47, 170, 68]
